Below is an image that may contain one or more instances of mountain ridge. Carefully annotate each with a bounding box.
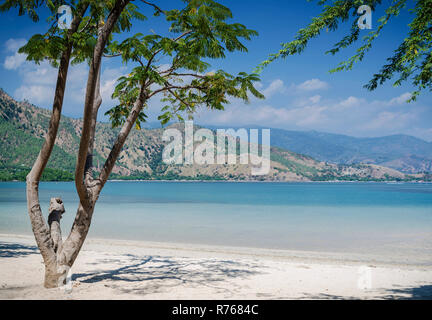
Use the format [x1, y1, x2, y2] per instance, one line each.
[0, 88, 429, 182]
[204, 124, 432, 173]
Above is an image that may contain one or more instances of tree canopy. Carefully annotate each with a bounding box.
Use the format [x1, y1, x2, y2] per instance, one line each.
[105, 0, 263, 128]
[4, 0, 263, 128]
[0, 0, 265, 288]
[257, 0, 432, 101]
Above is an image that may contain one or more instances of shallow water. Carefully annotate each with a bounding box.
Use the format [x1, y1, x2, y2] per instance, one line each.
[1, 181, 431, 262]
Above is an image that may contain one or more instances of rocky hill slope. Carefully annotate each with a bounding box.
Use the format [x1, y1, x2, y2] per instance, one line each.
[0, 89, 428, 182]
[266, 128, 432, 174]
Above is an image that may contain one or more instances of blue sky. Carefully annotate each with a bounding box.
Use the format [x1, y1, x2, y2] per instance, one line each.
[0, 0, 431, 141]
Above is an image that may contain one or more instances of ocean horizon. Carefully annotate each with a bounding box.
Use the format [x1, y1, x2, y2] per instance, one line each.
[1, 181, 431, 264]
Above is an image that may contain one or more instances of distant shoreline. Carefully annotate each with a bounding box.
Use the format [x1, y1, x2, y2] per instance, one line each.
[1, 179, 431, 184]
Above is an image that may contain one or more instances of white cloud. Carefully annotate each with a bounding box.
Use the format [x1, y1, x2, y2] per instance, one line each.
[333, 96, 364, 110]
[194, 88, 430, 141]
[99, 66, 128, 113]
[13, 61, 58, 104]
[4, 54, 26, 70]
[101, 78, 117, 101]
[3, 38, 129, 115]
[387, 92, 412, 106]
[6, 55, 123, 117]
[369, 92, 414, 108]
[262, 79, 285, 97]
[408, 128, 432, 142]
[3, 38, 27, 70]
[3, 38, 429, 141]
[257, 78, 329, 100]
[196, 103, 329, 128]
[309, 95, 321, 104]
[156, 64, 171, 73]
[294, 95, 322, 107]
[296, 78, 329, 91]
[25, 64, 58, 85]
[362, 111, 417, 131]
[5, 38, 27, 52]
[15, 85, 54, 104]
[254, 82, 263, 90]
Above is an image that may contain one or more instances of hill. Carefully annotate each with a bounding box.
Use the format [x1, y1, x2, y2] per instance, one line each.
[206, 125, 432, 174]
[267, 128, 432, 174]
[0, 88, 428, 182]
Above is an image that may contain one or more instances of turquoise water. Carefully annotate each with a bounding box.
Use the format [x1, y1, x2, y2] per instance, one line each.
[1, 181, 432, 258]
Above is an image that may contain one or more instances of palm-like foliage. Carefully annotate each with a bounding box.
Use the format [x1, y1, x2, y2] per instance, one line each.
[257, 0, 432, 101]
[106, 0, 263, 127]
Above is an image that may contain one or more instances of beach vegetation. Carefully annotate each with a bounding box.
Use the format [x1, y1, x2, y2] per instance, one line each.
[257, 0, 432, 101]
[0, 0, 262, 288]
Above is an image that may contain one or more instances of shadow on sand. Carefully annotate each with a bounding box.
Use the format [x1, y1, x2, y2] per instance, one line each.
[0, 241, 39, 258]
[381, 284, 432, 300]
[300, 285, 432, 300]
[73, 253, 263, 297]
[2, 241, 431, 299]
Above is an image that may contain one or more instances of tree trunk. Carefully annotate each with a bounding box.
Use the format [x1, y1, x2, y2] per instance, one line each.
[48, 198, 65, 253]
[43, 203, 95, 288]
[24, 2, 89, 289]
[43, 198, 67, 288]
[25, 1, 128, 289]
[59, 201, 95, 268]
[48, 86, 148, 287]
[44, 263, 69, 289]
[25, 0, 131, 288]
[75, 0, 130, 204]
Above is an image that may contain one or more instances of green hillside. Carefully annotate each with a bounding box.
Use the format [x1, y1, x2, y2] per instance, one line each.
[0, 118, 76, 170]
[0, 88, 429, 182]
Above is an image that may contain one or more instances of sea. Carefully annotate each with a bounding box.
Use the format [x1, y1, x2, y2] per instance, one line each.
[1, 181, 431, 263]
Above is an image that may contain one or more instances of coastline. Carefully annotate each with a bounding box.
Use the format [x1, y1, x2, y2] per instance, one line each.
[2, 180, 432, 183]
[1, 233, 431, 300]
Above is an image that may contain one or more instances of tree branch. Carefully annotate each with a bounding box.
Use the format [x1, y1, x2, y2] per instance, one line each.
[168, 72, 206, 79]
[75, 0, 130, 206]
[84, 63, 102, 189]
[148, 83, 204, 98]
[25, 1, 89, 278]
[97, 85, 147, 189]
[48, 198, 65, 253]
[61, 0, 133, 275]
[165, 86, 193, 109]
[144, 30, 192, 74]
[141, 0, 165, 14]
[103, 53, 122, 58]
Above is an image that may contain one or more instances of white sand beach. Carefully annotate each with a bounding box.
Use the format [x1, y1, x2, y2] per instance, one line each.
[0, 233, 431, 300]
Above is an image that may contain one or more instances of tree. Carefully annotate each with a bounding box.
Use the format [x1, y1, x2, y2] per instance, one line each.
[257, 0, 432, 101]
[1, 0, 263, 288]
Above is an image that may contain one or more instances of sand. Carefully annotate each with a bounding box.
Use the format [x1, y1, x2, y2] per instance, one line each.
[0, 233, 431, 300]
